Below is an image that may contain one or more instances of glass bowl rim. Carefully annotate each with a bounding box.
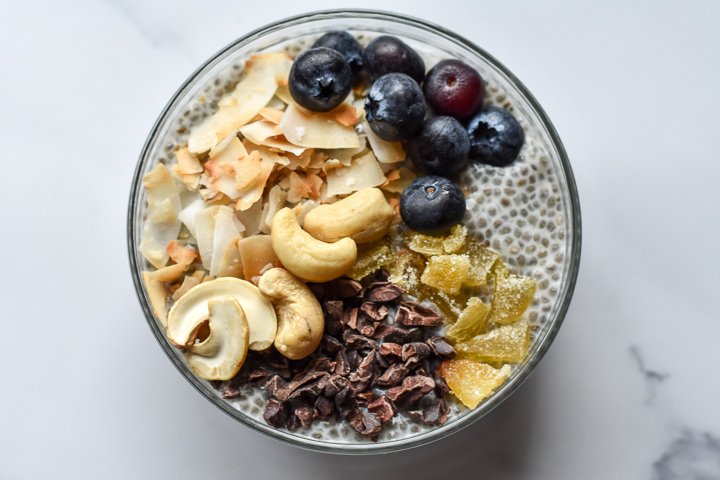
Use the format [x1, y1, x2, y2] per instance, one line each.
[127, 8, 582, 455]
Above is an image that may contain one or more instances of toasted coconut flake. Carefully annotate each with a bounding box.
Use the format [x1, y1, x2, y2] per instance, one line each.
[363, 120, 405, 163]
[381, 166, 417, 193]
[205, 137, 248, 200]
[286, 171, 314, 203]
[235, 198, 264, 236]
[233, 148, 276, 211]
[240, 121, 306, 156]
[172, 275, 201, 302]
[322, 159, 343, 174]
[143, 263, 188, 327]
[216, 238, 244, 278]
[175, 147, 203, 174]
[260, 185, 287, 232]
[171, 166, 201, 191]
[178, 197, 207, 239]
[325, 150, 386, 197]
[210, 206, 243, 277]
[258, 107, 284, 125]
[275, 85, 293, 104]
[279, 103, 360, 149]
[166, 240, 198, 266]
[333, 103, 359, 127]
[139, 164, 182, 269]
[188, 53, 292, 153]
[195, 205, 221, 270]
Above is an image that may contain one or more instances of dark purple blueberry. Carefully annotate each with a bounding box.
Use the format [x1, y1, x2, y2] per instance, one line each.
[406, 116, 469, 176]
[288, 47, 352, 112]
[423, 59, 484, 121]
[312, 31, 364, 79]
[400, 176, 466, 234]
[467, 107, 525, 166]
[365, 73, 426, 141]
[363, 36, 425, 83]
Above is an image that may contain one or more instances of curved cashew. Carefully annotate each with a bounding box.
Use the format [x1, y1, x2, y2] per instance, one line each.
[270, 207, 357, 282]
[303, 188, 394, 244]
[258, 268, 324, 360]
[181, 297, 249, 380]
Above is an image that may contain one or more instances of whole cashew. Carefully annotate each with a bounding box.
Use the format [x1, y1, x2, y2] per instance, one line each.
[258, 268, 324, 360]
[303, 188, 394, 244]
[271, 207, 357, 282]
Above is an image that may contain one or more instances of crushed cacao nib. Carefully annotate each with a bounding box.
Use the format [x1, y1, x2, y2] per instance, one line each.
[373, 324, 424, 344]
[367, 396, 395, 423]
[359, 301, 389, 322]
[263, 399, 287, 428]
[401, 342, 432, 362]
[364, 282, 403, 302]
[379, 342, 403, 359]
[426, 336, 456, 357]
[375, 363, 409, 388]
[396, 301, 444, 327]
[220, 274, 456, 438]
[315, 395, 335, 420]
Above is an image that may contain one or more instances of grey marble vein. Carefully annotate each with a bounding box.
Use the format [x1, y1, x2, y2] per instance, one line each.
[629, 345, 669, 405]
[653, 429, 720, 480]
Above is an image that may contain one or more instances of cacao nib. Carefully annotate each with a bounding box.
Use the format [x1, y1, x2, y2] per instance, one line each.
[262, 375, 287, 398]
[323, 374, 349, 397]
[395, 301, 444, 327]
[346, 349, 361, 370]
[343, 329, 376, 350]
[334, 350, 351, 377]
[329, 277, 364, 298]
[401, 342, 432, 362]
[342, 307, 359, 329]
[321, 334, 343, 355]
[221, 384, 244, 400]
[367, 396, 396, 423]
[364, 282, 403, 302]
[274, 371, 327, 402]
[356, 318, 377, 337]
[386, 375, 435, 409]
[433, 376, 450, 397]
[263, 399, 287, 428]
[373, 324, 424, 343]
[314, 395, 335, 421]
[427, 336, 456, 357]
[379, 342, 403, 359]
[423, 398, 449, 426]
[348, 349, 375, 391]
[356, 391, 376, 406]
[293, 403, 316, 428]
[375, 363, 409, 387]
[360, 301, 389, 322]
[323, 300, 344, 336]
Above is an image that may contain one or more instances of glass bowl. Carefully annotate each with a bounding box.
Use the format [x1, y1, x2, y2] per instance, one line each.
[127, 9, 581, 454]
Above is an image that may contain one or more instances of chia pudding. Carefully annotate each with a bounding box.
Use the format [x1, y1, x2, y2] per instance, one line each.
[133, 23, 574, 447]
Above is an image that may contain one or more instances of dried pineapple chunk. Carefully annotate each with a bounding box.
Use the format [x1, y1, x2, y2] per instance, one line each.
[455, 321, 530, 363]
[407, 225, 467, 257]
[489, 263, 537, 325]
[447, 297, 491, 342]
[348, 243, 392, 280]
[439, 359, 512, 409]
[420, 254, 470, 294]
[464, 240, 500, 287]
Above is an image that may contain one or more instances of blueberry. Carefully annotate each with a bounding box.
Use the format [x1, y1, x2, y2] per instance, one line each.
[288, 47, 352, 112]
[365, 73, 426, 141]
[467, 107, 525, 166]
[406, 116, 470, 176]
[423, 59, 484, 121]
[363, 35, 425, 83]
[312, 31, 364, 80]
[400, 176, 466, 234]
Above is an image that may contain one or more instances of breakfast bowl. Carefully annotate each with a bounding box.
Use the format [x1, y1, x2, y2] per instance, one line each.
[127, 9, 581, 454]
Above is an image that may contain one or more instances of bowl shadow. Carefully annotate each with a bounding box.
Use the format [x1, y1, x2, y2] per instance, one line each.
[282, 364, 546, 480]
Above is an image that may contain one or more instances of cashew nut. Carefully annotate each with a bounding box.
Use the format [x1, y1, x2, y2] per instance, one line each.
[258, 268, 324, 360]
[303, 188, 394, 244]
[270, 207, 357, 282]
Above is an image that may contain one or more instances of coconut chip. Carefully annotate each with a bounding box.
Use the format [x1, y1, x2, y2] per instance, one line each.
[166, 240, 198, 266]
[171, 275, 201, 302]
[187, 53, 292, 154]
[333, 103, 359, 127]
[139, 164, 182, 269]
[210, 206, 244, 277]
[364, 121, 405, 164]
[325, 150, 386, 197]
[279, 103, 360, 149]
[381, 166, 417, 193]
[240, 121, 306, 156]
[205, 136, 248, 200]
[258, 107, 285, 125]
[232, 148, 276, 211]
[259, 185, 287, 233]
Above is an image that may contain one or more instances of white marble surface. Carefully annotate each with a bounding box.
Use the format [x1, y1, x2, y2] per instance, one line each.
[1, 0, 719, 478]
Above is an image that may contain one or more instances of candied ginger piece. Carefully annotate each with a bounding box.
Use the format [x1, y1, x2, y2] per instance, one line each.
[455, 321, 530, 363]
[439, 359, 511, 409]
[416, 286, 466, 322]
[348, 243, 392, 280]
[420, 254, 470, 295]
[447, 297, 491, 342]
[489, 263, 537, 325]
[387, 249, 425, 290]
[464, 240, 500, 287]
[408, 225, 467, 257]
